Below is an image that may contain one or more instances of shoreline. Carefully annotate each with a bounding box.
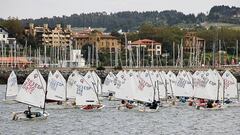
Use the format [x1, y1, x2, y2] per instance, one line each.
[0, 66, 240, 84]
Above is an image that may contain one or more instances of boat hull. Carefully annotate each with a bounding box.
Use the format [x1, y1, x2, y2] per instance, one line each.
[138, 106, 159, 113]
[12, 111, 49, 121]
[196, 106, 224, 110]
[79, 105, 105, 111]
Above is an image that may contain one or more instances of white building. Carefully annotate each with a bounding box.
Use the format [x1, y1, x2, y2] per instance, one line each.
[0, 26, 9, 44]
[59, 49, 85, 67]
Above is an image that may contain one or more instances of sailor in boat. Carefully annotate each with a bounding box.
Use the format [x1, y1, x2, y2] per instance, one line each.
[212, 100, 221, 108]
[188, 98, 194, 106]
[24, 106, 32, 118]
[206, 100, 214, 108]
[57, 101, 63, 105]
[118, 100, 134, 110]
[149, 100, 158, 109]
[179, 97, 187, 103]
[108, 92, 114, 101]
[168, 96, 176, 105]
[196, 98, 206, 109]
[126, 101, 134, 109]
[199, 99, 206, 107]
[224, 98, 232, 104]
[81, 103, 103, 110]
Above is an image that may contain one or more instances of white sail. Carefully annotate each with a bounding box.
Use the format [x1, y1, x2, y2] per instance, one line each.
[193, 71, 206, 99]
[47, 70, 66, 101]
[114, 70, 134, 100]
[91, 71, 102, 94]
[173, 71, 193, 97]
[166, 71, 176, 97]
[47, 71, 53, 84]
[193, 70, 218, 100]
[6, 71, 18, 99]
[133, 71, 154, 103]
[102, 72, 116, 93]
[75, 76, 99, 106]
[204, 69, 219, 100]
[150, 71, 161, 100]
[213, 69, 224, 100]
[84, 71, 101, 95]
[16, 69, 46, 108]
[67, 70, 80, 99]
[222, 70, 238, 99]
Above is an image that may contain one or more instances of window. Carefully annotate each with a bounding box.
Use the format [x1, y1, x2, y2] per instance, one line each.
[3, 35, 5, 38]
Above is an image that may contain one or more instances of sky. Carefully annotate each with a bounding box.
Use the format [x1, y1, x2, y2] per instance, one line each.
[1, 0, 240, 19]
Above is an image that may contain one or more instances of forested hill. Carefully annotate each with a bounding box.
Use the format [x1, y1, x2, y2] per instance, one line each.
[20, 5, 240, 31]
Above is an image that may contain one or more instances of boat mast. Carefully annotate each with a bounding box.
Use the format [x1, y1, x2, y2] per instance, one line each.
[236, 40, 238, 64]
[36, 70, 47, 113]
[124, 33, 128, 67]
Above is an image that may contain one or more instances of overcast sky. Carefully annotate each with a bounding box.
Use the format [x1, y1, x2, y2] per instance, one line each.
[1, 0, 240, 19]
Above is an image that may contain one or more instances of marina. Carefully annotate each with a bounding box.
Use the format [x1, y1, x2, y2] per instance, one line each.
[1, 0, 240, 134]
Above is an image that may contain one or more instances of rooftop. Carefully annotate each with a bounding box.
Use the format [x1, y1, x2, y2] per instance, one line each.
[130, 39, 161, 46]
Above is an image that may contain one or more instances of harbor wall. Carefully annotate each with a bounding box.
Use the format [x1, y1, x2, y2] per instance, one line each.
[0, 66, 240, 84]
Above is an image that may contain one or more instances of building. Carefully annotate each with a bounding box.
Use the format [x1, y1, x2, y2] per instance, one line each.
[25, 23, 72, 46]
[73, 28, 121, 52]
[0, 26, 17, 46]
[184, 32, 205, 52]
[0, 26, 9, 44]
[129, 39, 162, 55]
[0, 57, 32, 68]
[58, 49, 85, 67]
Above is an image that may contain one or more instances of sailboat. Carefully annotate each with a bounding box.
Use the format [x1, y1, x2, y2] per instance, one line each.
[114, 70, 134, 101]
[66, 70, 80, 105]
[91, 71, 102, 95]
[115, 70, 136, 111]
[75, 75, 104, 111]
[193, 69, 223, 110]
[12, 69, 49, 120]
[136, 70, 159, 112]
[102, 72, 118, 100]
[4, 71, 19, 103]
[165, 71, 177, 106]
[84, 71, 103, 100]
[46, 70, 67, 108]
[222, 70, 239, 107]
[173, 70, 193, 98]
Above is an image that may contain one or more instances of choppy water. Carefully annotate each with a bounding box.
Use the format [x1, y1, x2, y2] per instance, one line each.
[1, 85, 240, 135]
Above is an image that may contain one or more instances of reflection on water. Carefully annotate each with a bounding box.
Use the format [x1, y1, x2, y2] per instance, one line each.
[1, 85, 240, 135]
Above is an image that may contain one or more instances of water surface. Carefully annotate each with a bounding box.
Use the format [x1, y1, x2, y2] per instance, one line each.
[1, 85, 240, 135]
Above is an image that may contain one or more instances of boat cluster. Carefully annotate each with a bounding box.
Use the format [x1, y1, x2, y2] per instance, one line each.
[3, 68, 239, 120]
[103, 69, 238, 111]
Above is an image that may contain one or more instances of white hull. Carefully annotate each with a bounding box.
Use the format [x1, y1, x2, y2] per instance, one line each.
[12, 111, 49, 121]
[196, 106, 224, 110]
[46, 102, 75, 109]
[224, 103, 240, 108]
[138, 106, 159, 113]
[78, 105, 105, 111]
[117, 105, 137, 111]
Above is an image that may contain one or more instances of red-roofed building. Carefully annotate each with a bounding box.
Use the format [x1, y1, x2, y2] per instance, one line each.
[129, 39, 162, 55]
[0, 57, 32, 68]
